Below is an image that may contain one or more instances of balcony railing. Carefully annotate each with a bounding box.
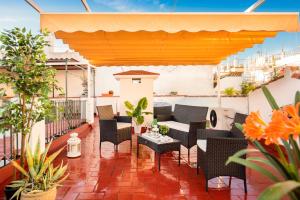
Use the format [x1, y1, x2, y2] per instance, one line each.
[45, 99, 87, 143]
[0, 99, 87, 168]
[0, 121, 20, 168]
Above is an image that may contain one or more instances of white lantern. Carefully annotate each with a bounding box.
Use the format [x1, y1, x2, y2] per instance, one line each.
[67, 133, 81, 158]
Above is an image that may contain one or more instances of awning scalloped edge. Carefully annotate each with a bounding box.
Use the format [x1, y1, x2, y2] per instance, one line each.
[40, 12, 300, 33]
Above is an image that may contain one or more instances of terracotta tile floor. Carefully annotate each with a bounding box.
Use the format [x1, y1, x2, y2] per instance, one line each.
[1, 120, 272, 199]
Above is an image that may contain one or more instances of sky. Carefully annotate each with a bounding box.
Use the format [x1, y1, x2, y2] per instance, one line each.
[0, 0, 300, 63]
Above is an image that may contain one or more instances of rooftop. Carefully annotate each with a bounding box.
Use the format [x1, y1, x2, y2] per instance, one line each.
[114, 70, 160, 76]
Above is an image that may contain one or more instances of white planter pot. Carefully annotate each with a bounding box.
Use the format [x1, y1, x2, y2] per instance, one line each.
[134, 124, 141, 135]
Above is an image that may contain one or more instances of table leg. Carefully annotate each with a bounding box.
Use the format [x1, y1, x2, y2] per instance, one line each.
[178, 148, 181, 166]
[158, 153, 161, 171]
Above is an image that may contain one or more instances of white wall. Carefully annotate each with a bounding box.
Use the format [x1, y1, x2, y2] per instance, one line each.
[54, 70, 86, 97]
[56, 66, 245, 97]
[118, 75, 157, 124]
[249, 72, 300, 122]
[95, 66, 215, 96]
[220, 76, 243, 90]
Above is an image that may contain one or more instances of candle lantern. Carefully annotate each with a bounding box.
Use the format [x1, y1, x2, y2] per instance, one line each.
[67, 132, 81, 158]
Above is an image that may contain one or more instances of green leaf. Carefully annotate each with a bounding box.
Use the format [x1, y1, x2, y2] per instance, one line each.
[138, 97, 148, 110]
[258, 180, 300, 200]
[235, 123, 244, 132]
[142, 111, 153, 115]
[262, 86, 280, 110]
[10, 160, 29, 178]
[225, 149, 259, 162]
[253, 141, 292, 180]
[126, 111, 133, 117]
[281, 139, 299, 179]
[289, 137, 300, 169]
[124, 101, 134, 111]
[35, 147, 64, 180]
[227, 156, 279, 182]
[26, 142, 37, 178]
[136, 115, 144, 125]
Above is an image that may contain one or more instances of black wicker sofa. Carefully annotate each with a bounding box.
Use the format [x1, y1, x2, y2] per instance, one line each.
[157, 104, 208, 160]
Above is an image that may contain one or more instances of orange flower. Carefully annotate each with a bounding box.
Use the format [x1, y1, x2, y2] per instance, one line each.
[265, 110, 289, 145]
[243, 112, 267, 141]
[243, 103, 300, 145]
[282, 103, 300, 136]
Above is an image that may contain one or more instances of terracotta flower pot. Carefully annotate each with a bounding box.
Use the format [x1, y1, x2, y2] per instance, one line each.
[21, 187, 57, 200]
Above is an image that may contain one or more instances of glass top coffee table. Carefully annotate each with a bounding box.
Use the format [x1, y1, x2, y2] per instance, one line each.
[137, 133, 181, 171]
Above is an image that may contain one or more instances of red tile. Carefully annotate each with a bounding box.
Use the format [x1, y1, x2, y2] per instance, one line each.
[77, 192, 105, 200]
[0, 118, 272, 200]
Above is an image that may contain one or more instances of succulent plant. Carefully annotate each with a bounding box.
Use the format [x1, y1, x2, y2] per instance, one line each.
[8, 140, 68, 199]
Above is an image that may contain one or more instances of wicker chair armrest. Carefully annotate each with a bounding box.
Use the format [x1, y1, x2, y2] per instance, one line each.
[197, 129, 230, 140]
[156, 114, 174, 122]
[115, 116, 132, 123]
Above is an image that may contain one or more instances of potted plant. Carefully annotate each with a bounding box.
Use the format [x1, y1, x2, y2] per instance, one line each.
[8, 140, 68, 200]
[0, 27, 60, 199]
[227, 86, 300, 200]
[240, 82, 256, 96]
[124, 97, 152, 134]
[159, 125, 169, 136]
[223, 87, 238, 96]
[108, 90, 114, 96]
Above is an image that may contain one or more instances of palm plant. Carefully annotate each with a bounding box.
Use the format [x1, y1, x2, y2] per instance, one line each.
[8, 140, 68, 199]
[124, 97, 152, 127]
[227, 86, 300, 200]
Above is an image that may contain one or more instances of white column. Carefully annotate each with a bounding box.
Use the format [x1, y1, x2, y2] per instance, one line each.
[86, 65, 94, 124]
[29, 120, 45, 153]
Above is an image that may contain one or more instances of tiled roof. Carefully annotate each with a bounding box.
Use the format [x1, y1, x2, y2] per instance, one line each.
[114, 70, 159, 76]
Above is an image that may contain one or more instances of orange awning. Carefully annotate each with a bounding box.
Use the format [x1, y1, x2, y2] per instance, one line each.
[40, 12, 300, 66]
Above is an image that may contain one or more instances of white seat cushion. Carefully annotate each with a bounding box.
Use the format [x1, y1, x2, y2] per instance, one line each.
[197, 139, 207, 152]
[117, 122, 131, 129]
[158, 121, 190, 133]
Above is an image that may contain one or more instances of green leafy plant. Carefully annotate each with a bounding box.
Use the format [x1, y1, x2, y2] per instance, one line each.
[240, 82, 256, 95]
[223, 87, 238, 96]
[8, 140, 68, 199]
[152, 119, 158, 127]
[0, 27, 60, 168]
[227, 86, 300, 200]
[159, 125, 169, 136]
[124, 97, 152, 125]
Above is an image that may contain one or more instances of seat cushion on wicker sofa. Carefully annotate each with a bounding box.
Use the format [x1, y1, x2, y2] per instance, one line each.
[117, 122, 131, 129]
[197, 139, 207, 152]
[158, 121, 189, 133]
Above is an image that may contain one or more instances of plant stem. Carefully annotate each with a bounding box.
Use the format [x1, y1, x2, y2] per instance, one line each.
[20, 94, 27, 171]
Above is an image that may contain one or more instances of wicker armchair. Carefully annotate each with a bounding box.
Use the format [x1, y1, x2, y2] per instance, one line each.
[197, 113, 248, 192]
[97, 105, 132, 151]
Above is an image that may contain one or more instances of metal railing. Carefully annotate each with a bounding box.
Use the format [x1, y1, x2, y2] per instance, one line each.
[45, 99, 87, 143]
[0, 120, 20, 168]
[0, 99, 87, 168]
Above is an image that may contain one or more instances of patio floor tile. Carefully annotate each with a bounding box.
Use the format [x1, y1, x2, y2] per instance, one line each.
[0, 119, 272, 199]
